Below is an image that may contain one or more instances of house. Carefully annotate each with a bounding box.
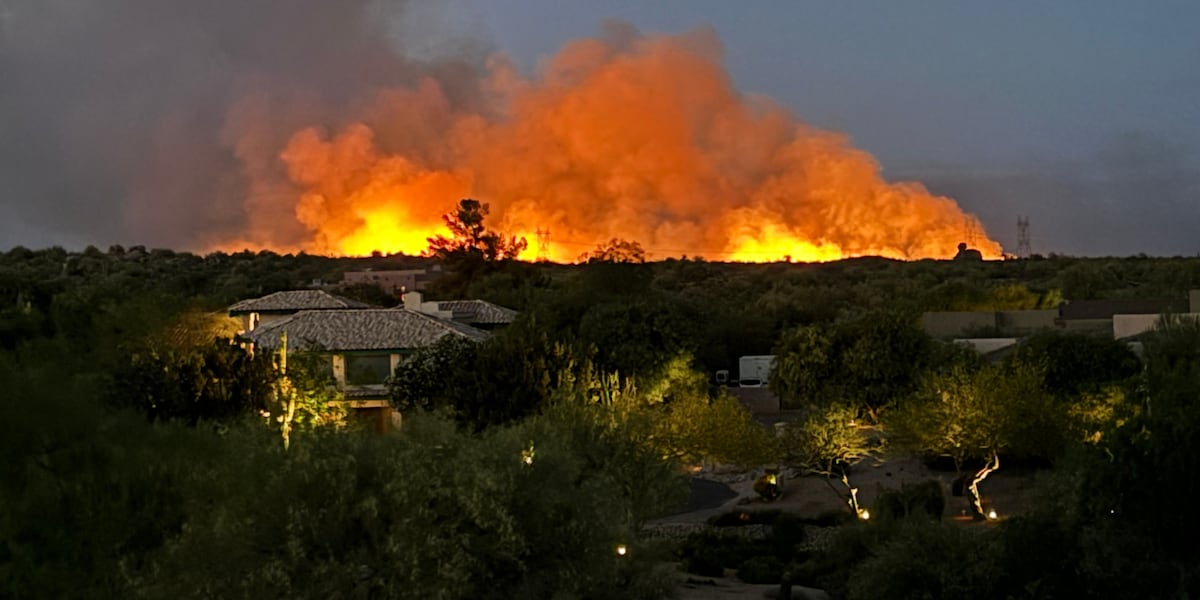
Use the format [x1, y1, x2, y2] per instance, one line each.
[342, 268, 438, 295]
[244, 308, 490, 432]
[228, 290, 373, 333]
[921, 310, 1057, 339]
[924, 290, 1200, 362]
[401, 291, 518, 330]
[1057, 298, 1187, 337]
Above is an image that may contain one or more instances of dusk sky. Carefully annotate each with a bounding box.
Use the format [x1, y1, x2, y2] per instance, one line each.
[2, 1, 1197, 256]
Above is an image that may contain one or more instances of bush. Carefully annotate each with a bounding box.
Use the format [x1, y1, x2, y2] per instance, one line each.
[709, 509, 780, 527]
[679, 532, 761, 573]
[847, 522, 1000, 600]
[871, 480, 945, 522]
[768, 513, 808, 558]
[683, 547, 725, 578]
[737, 556, 784, 584]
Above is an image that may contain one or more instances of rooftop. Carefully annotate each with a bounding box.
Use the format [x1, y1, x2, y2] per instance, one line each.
[435, 299, 519, 325]
[245, 309, 489, 351]
[229, 290, 373, 314]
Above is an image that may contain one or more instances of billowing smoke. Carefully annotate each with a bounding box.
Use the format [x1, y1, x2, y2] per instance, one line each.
[1, 2, 1000, 260]
[0, 0, 485, 250]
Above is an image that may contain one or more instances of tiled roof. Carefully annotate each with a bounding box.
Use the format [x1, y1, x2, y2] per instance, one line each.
[245, 309, 489, 351]
[229, 290, 373, 314]
[436, 300, 519, 325]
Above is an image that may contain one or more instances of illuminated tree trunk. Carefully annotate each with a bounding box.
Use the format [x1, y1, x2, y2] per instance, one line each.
[968, 450, 1000, 517]
[277, 331, 295, 451]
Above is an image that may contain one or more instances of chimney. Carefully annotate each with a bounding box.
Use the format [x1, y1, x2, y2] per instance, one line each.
[403, 290, 423, 312]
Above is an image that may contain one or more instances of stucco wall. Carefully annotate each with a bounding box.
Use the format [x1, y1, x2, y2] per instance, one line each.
[996, 310, 1057, 335]
[921, 311, 996, 338]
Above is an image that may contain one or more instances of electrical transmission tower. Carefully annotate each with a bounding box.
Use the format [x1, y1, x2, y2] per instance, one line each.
[535, 228, 551, 262]
[1016, 216, 1032, 258]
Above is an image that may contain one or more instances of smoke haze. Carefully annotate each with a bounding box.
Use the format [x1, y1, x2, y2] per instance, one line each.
[21, 2, 1194, 258]
[1, 0, 486, 250]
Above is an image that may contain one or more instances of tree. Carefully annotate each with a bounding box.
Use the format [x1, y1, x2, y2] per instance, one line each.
[578, 238, 648, 264]
[887, 363, 1054, 518]
[1008, 330, 1141, 399]
[268, 339, 347, 450]
[425, 199, 527, 262]
[770, 312, 933, 416]
[653, 384, 780, 468]
[107, 337, 275, 426]
[780, 403, 875, 515]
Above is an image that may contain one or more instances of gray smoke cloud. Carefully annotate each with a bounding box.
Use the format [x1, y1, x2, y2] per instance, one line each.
[0, 0, 487, 250]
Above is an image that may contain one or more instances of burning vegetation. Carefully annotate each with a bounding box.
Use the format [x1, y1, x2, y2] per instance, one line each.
[224, 24, 1001, 262]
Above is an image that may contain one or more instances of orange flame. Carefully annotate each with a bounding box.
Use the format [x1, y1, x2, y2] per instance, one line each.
[231, 25, 1002, 262]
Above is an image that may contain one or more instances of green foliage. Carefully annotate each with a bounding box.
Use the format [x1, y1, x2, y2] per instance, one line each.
[578, 298, 698, 380]
[737, 555, 784, 584]
[846, 522, 1001, 600]
[780, 403, 875, 513]
[1009, 330, 1141, 398]
[107, 337, 274, 426]
[888, 361, 1060, 469]
[772, 311, 933, 411]
[780, 404, 874, 477]
[870, 480, 945, 523]
[679, 532, 760, 576]
[654, 384, 780, 467]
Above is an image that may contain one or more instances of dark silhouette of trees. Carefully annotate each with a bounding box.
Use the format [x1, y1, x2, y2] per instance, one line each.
[425, 199, 527, 262]
[578, 238, 647, 263]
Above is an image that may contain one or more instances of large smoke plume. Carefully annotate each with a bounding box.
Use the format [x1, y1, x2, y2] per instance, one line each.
[1, 1, 1001, 260]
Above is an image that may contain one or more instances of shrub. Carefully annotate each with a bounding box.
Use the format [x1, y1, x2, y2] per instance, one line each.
[871, 480, 945, 523]
[847, 522, 1000, 600]
[768, 513, 808, 558]
[737, 556, 784, 584]
[683, 547, 725, 578]
[709, 509, 780, 527]
[679, 532, 761, 572]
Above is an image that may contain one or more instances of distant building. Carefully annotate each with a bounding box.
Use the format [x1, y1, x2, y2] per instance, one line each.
[923, 290, 1200, 344]
[342, 269, 434, 295]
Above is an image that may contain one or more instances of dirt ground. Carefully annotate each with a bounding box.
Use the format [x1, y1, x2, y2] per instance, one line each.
[668, 456, 1041, 599]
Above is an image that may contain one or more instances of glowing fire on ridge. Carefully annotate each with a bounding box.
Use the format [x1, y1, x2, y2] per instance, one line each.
[234, 25, 1002, 262]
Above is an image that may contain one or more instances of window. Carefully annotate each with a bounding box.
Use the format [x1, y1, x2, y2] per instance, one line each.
[345, 354, 392, 386]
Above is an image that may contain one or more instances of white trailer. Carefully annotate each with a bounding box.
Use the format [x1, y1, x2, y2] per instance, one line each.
[738, 355, 775, 387]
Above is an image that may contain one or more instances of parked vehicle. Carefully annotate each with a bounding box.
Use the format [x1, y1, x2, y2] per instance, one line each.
[738, 355, 775, 388]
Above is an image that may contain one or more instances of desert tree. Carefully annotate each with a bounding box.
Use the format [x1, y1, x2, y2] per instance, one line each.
[887, 362, 1053, 518]
[780, 403, 876, 516]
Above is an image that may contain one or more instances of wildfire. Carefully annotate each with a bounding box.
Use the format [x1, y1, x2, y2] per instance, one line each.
[227, 25, 1002, 262]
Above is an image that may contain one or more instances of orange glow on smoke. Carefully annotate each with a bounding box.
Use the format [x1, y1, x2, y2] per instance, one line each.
[230, 25, 1002, 262]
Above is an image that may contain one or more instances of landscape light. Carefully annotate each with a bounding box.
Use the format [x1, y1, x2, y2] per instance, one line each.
[858, 509, 871, 520]
[616, 544, 628, 557]
[987, 509, 998, 520]
[521, 442, 535, 466]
